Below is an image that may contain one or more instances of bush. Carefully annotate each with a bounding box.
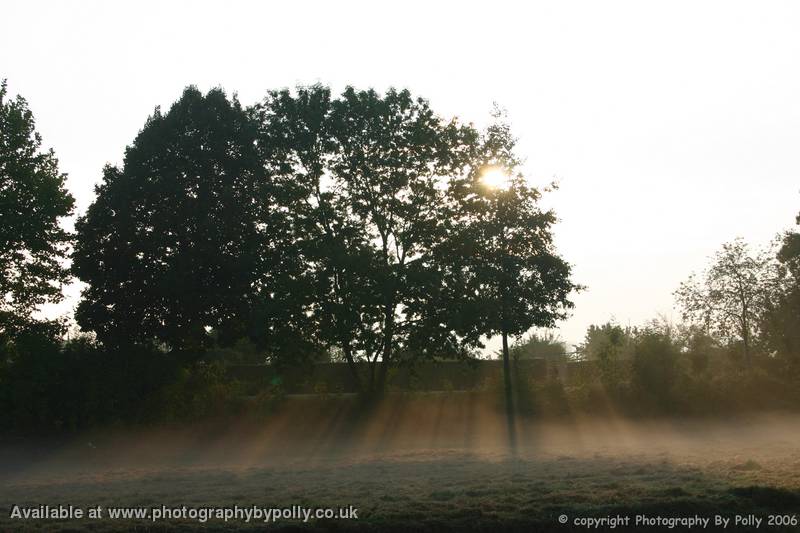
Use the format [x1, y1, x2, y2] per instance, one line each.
[630, 330, 683, 407]
[510, 331, 567, 361]
[153, 361, 247, 422]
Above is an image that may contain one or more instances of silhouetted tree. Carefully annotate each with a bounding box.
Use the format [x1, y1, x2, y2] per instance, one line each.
[256, 86, 476, 394]
[0, 80, 74, 337]
[440, 109, 578, 422]
[762, 213, 800, 363]
[675, 238, 781, 367]
[778, 213, 800, 276]
[74, 86, 273, 350]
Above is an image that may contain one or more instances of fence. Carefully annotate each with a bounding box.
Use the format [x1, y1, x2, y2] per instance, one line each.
[227, 358, 602, 394]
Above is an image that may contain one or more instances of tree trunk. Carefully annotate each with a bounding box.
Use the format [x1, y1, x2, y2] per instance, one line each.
[741, 313, 752, 368]
[502, 330, 512, 405]
[372, 301, 395, 396]
[342, 343, 363, 393]
[743, 329, 752, 368]
[376, 358, 390, 395]
[501, 328, 517, 453]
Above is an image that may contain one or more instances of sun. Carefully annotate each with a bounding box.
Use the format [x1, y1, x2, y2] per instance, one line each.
[480, 166, 511, 189]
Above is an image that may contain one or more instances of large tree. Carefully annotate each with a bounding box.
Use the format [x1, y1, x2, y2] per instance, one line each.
[439, 111, 578, 417]
[256, 85, 475, 393]
[0, 80, 74, 336]
[74, 86, 276, 350]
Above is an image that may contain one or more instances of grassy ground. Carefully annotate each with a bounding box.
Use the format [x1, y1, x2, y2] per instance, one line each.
[2, 395, 800, 531]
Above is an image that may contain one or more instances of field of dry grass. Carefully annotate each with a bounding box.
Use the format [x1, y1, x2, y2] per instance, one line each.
[2, 394, 800, 531]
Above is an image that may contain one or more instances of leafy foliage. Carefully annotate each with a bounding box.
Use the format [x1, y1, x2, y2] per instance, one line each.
[674, 239, 782, 365]
[576, 321, 634, 387]
[509, 330, 567, 361]
[73, 87, 274, 350]
[762, 212, 800, 362]
[255, 86, 478, 392]
[630, 327, 682, 404]
[577, 321, 634, 361]
[0, 80, 74, 335]
[6, 78, 800, 431]
[440, 109, 578, 347]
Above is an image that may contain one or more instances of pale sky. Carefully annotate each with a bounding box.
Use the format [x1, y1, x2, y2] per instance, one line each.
[3, 0, 799, 349]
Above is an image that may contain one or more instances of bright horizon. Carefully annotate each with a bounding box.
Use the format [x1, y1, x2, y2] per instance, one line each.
[4, 0, 799, 350]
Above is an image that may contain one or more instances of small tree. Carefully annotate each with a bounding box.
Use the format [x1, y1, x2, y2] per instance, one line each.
[674, 238, 781, 367]
[441, 109, 579, 417]
[0, 80, 74, 337]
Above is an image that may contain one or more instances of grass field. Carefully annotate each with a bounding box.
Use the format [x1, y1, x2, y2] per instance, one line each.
[2, 394, 800, 532]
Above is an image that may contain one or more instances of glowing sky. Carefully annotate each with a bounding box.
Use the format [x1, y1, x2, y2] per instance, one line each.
[3, 0, 799, 349]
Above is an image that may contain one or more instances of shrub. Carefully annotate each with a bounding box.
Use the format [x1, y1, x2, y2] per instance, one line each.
[630, 330, 683, 409]
[510, 331, 567, 361]
[153, 361, 246, 422]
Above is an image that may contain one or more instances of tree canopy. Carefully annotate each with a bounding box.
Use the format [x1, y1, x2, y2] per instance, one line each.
[256, 85, 479, 392]
[762, 212, 800, 362]
[73, 86, 272, 350]
[0, 80, 74, 336]
[440, 110, 578, 353]
[674, 239, 781, 366]
[71, 84, 580, 393]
